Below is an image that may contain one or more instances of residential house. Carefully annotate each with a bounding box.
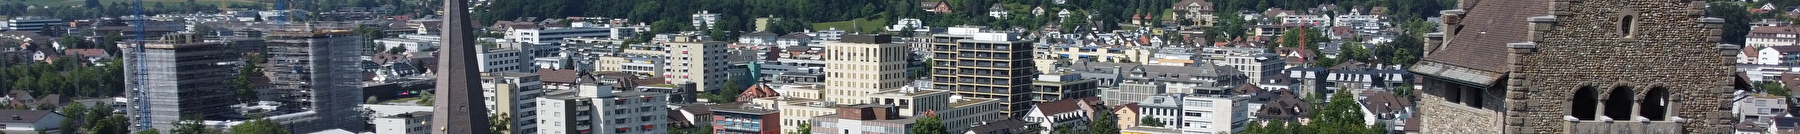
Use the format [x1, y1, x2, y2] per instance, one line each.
[1172, 0, 1215, 26]
[777, 33, 812, 48]
[0, 110, 63, 133]
[923, 1, 953, 13]
[989, 4, 1009, 18]
[1760, 45, 1800, 66]
[1359, 90, 1413, 131]
[1115, 103, 1142, 128]
[1022, 97, 1105, 134]
[1749, 26, 1798, 48]
[1736, 93, 1790, 124]
[739, 31, 779, 46]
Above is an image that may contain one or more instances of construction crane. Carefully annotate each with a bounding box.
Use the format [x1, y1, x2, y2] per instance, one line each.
[129, 0, 150, 131]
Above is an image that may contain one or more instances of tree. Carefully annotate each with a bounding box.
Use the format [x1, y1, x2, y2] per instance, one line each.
[911, 115, 946, 134]
[1707, 1, 1751, 45]
[388, 46, 407, 55]
[228, 118, 291, 134]
[59, 36, 86, 49]
[58, 103, 85, 134]
[366, 96, 379, 104]
[1140, 117, 1165, 127]
[491, 113, 511, 134]
[1086, 111, 1120, 134]
[137, 129, 160, 134]
[90, 115, 129, 134]
[1301, 90, 1374, 134]
[789, 123, 811, 134]
[173, 115, 223, 134]
[1339, 42, 1371, 63]
[1761, 81, 1791, 96]
[85, 0, 102, 8]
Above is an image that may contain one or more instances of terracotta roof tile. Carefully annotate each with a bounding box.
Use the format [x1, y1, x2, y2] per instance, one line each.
[1420, 0, 1550, 74]
[537, 69, 582, 83]
[736, 83, 780, 101]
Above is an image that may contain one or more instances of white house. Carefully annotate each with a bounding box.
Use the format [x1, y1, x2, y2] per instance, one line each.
[739, 31, 779, 46]
[1180, 95, 1249, 134]
[1759, 46, 1800, 65]
[1023, 98, 1103, 134]
[886, 18, 923, 32]
[0, 110, 65, 133]
[373, 111, 431, 134]
[989, 4, 1010, 18]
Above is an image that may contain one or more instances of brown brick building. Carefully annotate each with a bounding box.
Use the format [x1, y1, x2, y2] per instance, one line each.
[1409, 0, 1745, 133]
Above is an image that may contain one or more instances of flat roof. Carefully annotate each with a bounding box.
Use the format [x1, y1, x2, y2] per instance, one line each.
[948, 97, 996, 107]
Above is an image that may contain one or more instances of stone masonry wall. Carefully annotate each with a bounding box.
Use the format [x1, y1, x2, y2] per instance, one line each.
[1509, 0, 1732, 133]
[1419, 78, 1504, 133]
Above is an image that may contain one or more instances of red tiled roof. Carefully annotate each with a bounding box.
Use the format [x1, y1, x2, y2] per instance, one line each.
[736, 83, 780, 101]
[62, 49, 107, 57]
[1036, 97, 1102, 115]
[1745, 46, 1761, 58]
[1420, 0, 1550, 74]
[537, 69, 582, 83]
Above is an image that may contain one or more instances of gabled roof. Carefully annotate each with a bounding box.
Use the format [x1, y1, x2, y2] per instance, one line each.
[537, 69, 583, 83]
[1413, 0, 1550, 86]
[1745, 46, 1761, 58]
[1113, 103, 1140, 114]
[1359, 90, 1411, 119]
[61, 49, 108, 58]
[736, 82, 780, 101]
[1770, 45, 1800, 53]
[1174, 0, 1211, 9]
[1034, 97, 1098, 116]
[743, 31, 778, 37]
[780, 33, 811, 39]
[1775, 117, 1800, 129]
[966, 119, 1029, 133]
[0, 110, 57, 123]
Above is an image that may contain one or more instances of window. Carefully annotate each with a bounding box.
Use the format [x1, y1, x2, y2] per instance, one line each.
[1604, 87, 1635, 119]
[1641, 87, 1669, 120]
[1620, 15, 1635, 37]
[1570, 87, 1599, 120]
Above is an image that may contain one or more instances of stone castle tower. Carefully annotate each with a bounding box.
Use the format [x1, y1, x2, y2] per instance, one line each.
[1410, 0, 1741, 133]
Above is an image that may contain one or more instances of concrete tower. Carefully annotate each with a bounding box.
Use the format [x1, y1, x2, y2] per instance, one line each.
[432, 0, 492, 133]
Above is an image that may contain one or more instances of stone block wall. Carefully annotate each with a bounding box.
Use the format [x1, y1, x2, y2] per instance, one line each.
[1507, 0, 1733, 133]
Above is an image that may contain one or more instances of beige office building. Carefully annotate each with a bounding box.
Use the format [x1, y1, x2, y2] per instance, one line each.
[822, 35, 912, 104]
[663, 35, 729, 92]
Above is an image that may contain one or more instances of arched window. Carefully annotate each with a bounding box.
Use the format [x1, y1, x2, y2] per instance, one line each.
[1640, 87, 1670, 120]
[1571, 87, 1599, 120]
[1605, 87, 1636, 119]
[1620, 15, 1635, 38]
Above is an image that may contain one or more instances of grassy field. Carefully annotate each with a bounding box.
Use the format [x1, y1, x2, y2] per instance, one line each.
[0, 0, 259, 7]
[813, 17, 890, 33]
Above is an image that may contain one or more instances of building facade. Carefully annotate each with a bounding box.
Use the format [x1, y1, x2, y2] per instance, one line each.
[1178, 95, 1248, 134]
[263, 31, 365, 132]
[711, 103, 781, 134]
[663, 35, 729, 92]
[822, 35, 912, 104]
[1031, 73, 1099, 103]
[124, 35, 243, 133]
[483, 72, 546, 134]
[929, 27, 1038, 117]
[536, 85, 670, 134]
[809, 104, 917, 134]
[373, 112, 431, 134]
[1410, 0, 1738, 133]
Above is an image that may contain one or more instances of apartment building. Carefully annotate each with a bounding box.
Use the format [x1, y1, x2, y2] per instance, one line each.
[929, 27, 1038, 117]
[822, 35, 912, 103]
[663, 35, 729, 92]
[483, 72, 546, 134]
